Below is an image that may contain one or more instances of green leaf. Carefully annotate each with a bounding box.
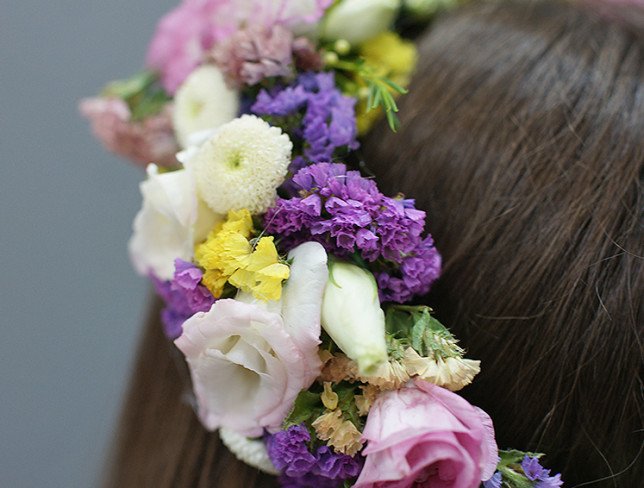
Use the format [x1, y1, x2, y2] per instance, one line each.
[334, 382, 366, 429]
[381, 77, 408, 95]
[129, 89, 170, 121]
[385, 305, 465, 359]
[100, 70, 171, 121]
[499, 449, 544, 467]
[102, 71, 157, 100]
[283, 390, 324, 429]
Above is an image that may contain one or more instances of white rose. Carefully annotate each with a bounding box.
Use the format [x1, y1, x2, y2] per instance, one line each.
[173, 64, 239, 149]
[322, 0, 401, 46]
[175, 242, 328, 435]
[128, 164, 220, 280]
[321, 261, 388, 375]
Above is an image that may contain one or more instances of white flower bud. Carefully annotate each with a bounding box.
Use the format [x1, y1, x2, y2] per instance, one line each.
[323, 0, 401, 46]
[173, 65, 239, 149]
[321, 261, 388, 375]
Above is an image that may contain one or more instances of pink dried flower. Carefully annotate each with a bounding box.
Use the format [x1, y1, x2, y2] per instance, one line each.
[211, 25, 295, 88]
[292, 37, 324, 72]
[79, 97, 178, 167]
[146, 0, 333, 94]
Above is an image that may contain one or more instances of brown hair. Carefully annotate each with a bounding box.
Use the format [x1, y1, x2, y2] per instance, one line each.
[106, 2, 642, 487]
[104, 294, 279, 487]
[364, 1, 643, 486]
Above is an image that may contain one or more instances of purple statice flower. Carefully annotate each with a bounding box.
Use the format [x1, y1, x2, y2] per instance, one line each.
[267, 425, 363, 487]
[521, 456, 563, 488]
[252, 72, 359, 163]
[376, 236, 442, 303]
[152, 259, 215, 339]
[264, 163, 441, 302]
[266, 424, 317, 478]
[483, 471, 502, 488]
[315, 446, 362, 480]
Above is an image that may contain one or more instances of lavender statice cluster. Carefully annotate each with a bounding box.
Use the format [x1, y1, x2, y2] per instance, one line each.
[266, 424, 362, 488]
[521, 456, 563, 487]
[251, 72, 359, 167]
[484, 456, 563, 488]
[264, 163, 441, 302]
[152, 259, 215, 339]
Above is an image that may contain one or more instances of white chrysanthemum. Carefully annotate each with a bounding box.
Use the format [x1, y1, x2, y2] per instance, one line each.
[192, 115, 293, 214]
[173, 64, 239, 149]
[219, 428, 279, 475]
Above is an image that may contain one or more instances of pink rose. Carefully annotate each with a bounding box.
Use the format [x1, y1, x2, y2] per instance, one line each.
[79, 97, 178, 167]
[175, 242, 328, 436]
[146, 0, 333, 94]
[354, 380, 498, 488]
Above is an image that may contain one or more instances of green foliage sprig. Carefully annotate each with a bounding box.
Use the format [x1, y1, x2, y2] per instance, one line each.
[102, 70, 170, 121]
[326, 57, 408, 132]
[385, 305, 466, 360]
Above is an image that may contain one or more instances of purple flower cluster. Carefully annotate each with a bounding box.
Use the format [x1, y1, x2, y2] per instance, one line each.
[266, 424, 362, 488]
[521, 456, 563, 488]
[152, 259, 215, 339]
[264, 163, 441, 302]
[251, 72, 359, 163]
[483, 471, 502, 488]
[484, 457, 563, 488]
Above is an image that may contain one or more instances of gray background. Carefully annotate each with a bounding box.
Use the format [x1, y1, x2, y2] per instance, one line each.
[1, 1, 174, 486]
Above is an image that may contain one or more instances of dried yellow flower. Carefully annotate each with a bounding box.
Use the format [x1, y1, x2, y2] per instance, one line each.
[358, 360, 410, 390]
[311, 410, 364, 456]
[321, 382, 339, 410]
[402, 347, 480, 391]
[319, 353, 359, 383]
[354, 384, 380, 416]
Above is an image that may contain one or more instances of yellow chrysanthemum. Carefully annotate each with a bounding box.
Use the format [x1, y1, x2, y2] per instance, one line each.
[195, 209, 289, 301]
[357, 31, 418, 134]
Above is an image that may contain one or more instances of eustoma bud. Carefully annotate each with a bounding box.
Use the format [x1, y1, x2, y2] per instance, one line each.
[323, 0, 401, 46]
[321, 261, 388, 375]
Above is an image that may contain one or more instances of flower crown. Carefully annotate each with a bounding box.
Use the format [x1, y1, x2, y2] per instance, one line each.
[82, 1, 563, 487]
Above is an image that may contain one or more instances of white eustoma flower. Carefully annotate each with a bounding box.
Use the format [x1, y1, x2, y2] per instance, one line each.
[175, 242, 328, 435]
[173, 64, 239, 149]
[322, 0, 401, 46]
[191, 115, 293, 214]
[128, 164, 220, 280]
[321, 261, 388, 375]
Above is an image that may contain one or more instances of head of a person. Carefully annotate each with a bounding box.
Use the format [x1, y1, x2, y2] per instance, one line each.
[364, 1, 643, 485]
[107, 2, 643, 487]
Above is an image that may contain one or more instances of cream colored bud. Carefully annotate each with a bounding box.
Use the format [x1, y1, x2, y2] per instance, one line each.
[321, 261, 388, 375]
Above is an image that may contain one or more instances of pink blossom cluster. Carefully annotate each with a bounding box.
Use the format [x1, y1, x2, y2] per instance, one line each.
[146, 0, 332, 93]
[211, 25, 295, 88]
[79, 98, 178, 167]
